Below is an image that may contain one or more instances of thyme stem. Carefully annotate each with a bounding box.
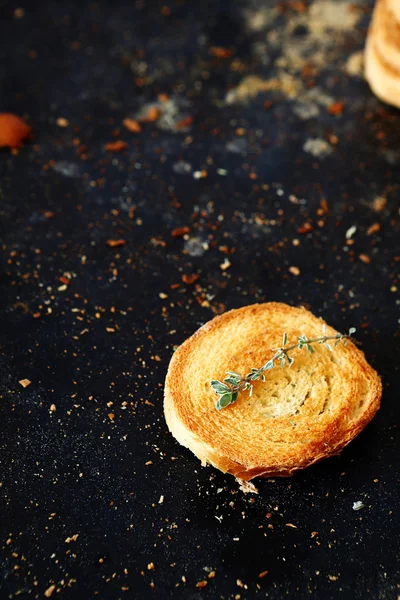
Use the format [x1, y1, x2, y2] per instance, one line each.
[211, 327, 356, 410]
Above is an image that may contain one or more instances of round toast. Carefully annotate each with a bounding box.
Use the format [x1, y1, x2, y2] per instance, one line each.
[164, 303, 382, 481]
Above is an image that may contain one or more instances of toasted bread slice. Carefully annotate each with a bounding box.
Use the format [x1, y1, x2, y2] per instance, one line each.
[164, 303, 382, 481]
[365, 0, 400, 109]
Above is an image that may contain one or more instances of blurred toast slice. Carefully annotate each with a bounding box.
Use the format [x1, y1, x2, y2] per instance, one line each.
[365, 0, 400, 108]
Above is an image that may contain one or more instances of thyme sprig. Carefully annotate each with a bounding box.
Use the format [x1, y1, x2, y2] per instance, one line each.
[211, 326, 356, 410]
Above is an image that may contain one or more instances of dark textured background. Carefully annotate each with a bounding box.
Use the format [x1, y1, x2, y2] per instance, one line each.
[0, 0, 399, 598]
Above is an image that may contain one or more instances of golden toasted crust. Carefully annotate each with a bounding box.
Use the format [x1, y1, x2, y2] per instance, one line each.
[365, 0, 400, 108]
[164, 303, 382, 481]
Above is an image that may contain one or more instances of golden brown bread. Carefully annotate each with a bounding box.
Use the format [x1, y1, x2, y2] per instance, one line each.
[365, 0, 400, 109]
[164, 303, 382, 481]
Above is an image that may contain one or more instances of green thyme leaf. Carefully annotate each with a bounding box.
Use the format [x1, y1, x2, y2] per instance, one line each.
[216, 392, 233, 410]
[231, 391, 239, 403]
[210, 380, 230, 395]
[348, 327, 356, 335]
[262, 360, 275, 371]
[307, 344, 314, 353]
[224, 375, 241, 386]
[325, 342, 332, 351]
[282, 332, 287, 347]
[225, 371, 243, 379]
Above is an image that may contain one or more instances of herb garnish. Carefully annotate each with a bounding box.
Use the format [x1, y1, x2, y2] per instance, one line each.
[211, 326, 356, 410]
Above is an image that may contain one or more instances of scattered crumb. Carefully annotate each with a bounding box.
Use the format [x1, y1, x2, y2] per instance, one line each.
[147, 562, 155, 571]
[352, 501, 365, 511]
[196, 580, 208, 588]
[182, 273, 199, 285]
[19, 379, 31, 388]
[367, 223, 381, 235]
[171, 226, 190, 238]
[345, 51, 364, 77]
[104, 140, 127, 152]
[359, 254, 371, 264]
[56, 117, 69, 127]
[236, 478, 259, 494]
[140, 106, 161, 123]
[328, 101, 344, 116]
[49, 404, 56, 412]
[372, 196, 387, 212]
[123, 118, 142, 133]
[289, 266, 300, 276]
[65, 534, 79, 543]
[303, 138, 332, 157]
[345, 225, 357, 239]
[220, 258, 231, 271]
[106, 239, 126, 248]
[44, 585, 56, 598]
[259, 571, 268, 578]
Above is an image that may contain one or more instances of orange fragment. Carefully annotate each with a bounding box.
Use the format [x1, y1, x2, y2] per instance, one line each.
[0, 113, 31, 148]
[140, 106, 161, 123]
[328, 101, 344, 116]
[123, 118, 142, 134]
[104, 140, 127, 152]
[106, 239, 126, 248]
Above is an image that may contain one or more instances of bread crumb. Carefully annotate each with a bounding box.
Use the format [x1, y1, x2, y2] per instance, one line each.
[352, 501, 365, 511]
[345, 51, 364, 76]
[289, 266, 300, 276]
[104, 140, 127, 152]
[372, 196, 387, 212]
[220, 258, 231, 271]
[65, 534, 79, 543]
[44, 585, 56, 598]
[258, 571, 268, 578]
[56, 117, 69, 127]
[147, 562, 155, 571]
[208, 571, 216, 579]
[196, 580, 207, 588]
[123, 118, 142, 133]
[359, 254, 371, 264]
[19, 379, 31, 388]
[367, 223, 380, 235]
[49, 404, 56, 412]
[236, 478, 259, 494]
[106, 239, 126, 248]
